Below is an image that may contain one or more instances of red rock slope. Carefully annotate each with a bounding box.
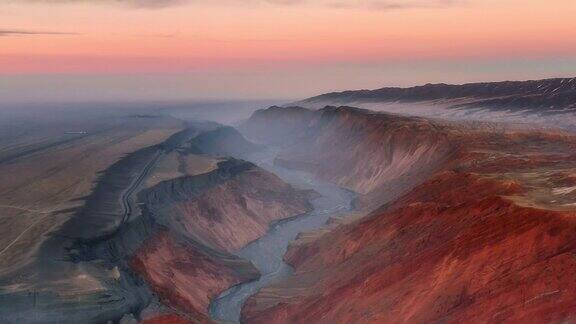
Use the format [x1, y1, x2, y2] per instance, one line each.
[131, 159, 313, 323]
[240, 106, 576, 323]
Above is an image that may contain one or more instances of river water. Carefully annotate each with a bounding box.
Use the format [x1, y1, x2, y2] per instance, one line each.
[209, 149, 356, 323]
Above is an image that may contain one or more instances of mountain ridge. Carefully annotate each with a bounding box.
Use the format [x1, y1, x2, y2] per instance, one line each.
[297, 77, 576, 114]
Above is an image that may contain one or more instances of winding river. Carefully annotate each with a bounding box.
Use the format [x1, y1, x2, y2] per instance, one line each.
[209, 149, 356, 323]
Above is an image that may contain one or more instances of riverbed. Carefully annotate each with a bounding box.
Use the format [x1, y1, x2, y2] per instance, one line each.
[209, 149, 356, 323]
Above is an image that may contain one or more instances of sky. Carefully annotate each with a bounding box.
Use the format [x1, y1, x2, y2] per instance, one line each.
[1, 0, 576, 102]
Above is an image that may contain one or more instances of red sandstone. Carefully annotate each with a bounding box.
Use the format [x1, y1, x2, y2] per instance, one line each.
[240, 106, 576, 324]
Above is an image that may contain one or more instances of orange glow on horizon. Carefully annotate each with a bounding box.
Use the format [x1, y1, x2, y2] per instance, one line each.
[1, 0, 576, 74]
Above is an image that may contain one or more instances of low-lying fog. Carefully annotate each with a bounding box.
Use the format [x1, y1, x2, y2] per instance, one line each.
[0, 100, 284, 140]
[298, 100, 576, 132]
[3, 97, 575, 135]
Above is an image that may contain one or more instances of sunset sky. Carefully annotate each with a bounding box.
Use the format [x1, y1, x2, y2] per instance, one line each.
[1, 0, 575, 102]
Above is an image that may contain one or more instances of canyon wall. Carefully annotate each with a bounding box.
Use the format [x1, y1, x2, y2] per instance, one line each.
[240, 105, 460, 208]
[240, 105, 576, 323]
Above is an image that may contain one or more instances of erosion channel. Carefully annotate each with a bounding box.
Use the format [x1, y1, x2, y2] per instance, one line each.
[209, 148, 356, 323]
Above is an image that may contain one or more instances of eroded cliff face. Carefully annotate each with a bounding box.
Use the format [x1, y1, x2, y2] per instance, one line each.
[132, 231, 257, 323]
[239, 105, 461, 209]
[142, 159, 313, 252]
[273, 106, 458, 208]
[132, 159, 314, 322]
[240, 105, 576, 323]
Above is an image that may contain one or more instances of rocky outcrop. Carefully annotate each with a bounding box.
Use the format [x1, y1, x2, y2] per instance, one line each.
[240, 105, 576, 323]
[142, 159, 313, 251]
[131, 159, 314, 321]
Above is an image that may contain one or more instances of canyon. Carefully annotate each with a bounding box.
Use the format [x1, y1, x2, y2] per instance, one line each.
[239, 105, 576, 323]
[1, 77, 576, 323]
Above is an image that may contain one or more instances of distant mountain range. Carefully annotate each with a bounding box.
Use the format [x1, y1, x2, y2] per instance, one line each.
[297, 77, 576, 114]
